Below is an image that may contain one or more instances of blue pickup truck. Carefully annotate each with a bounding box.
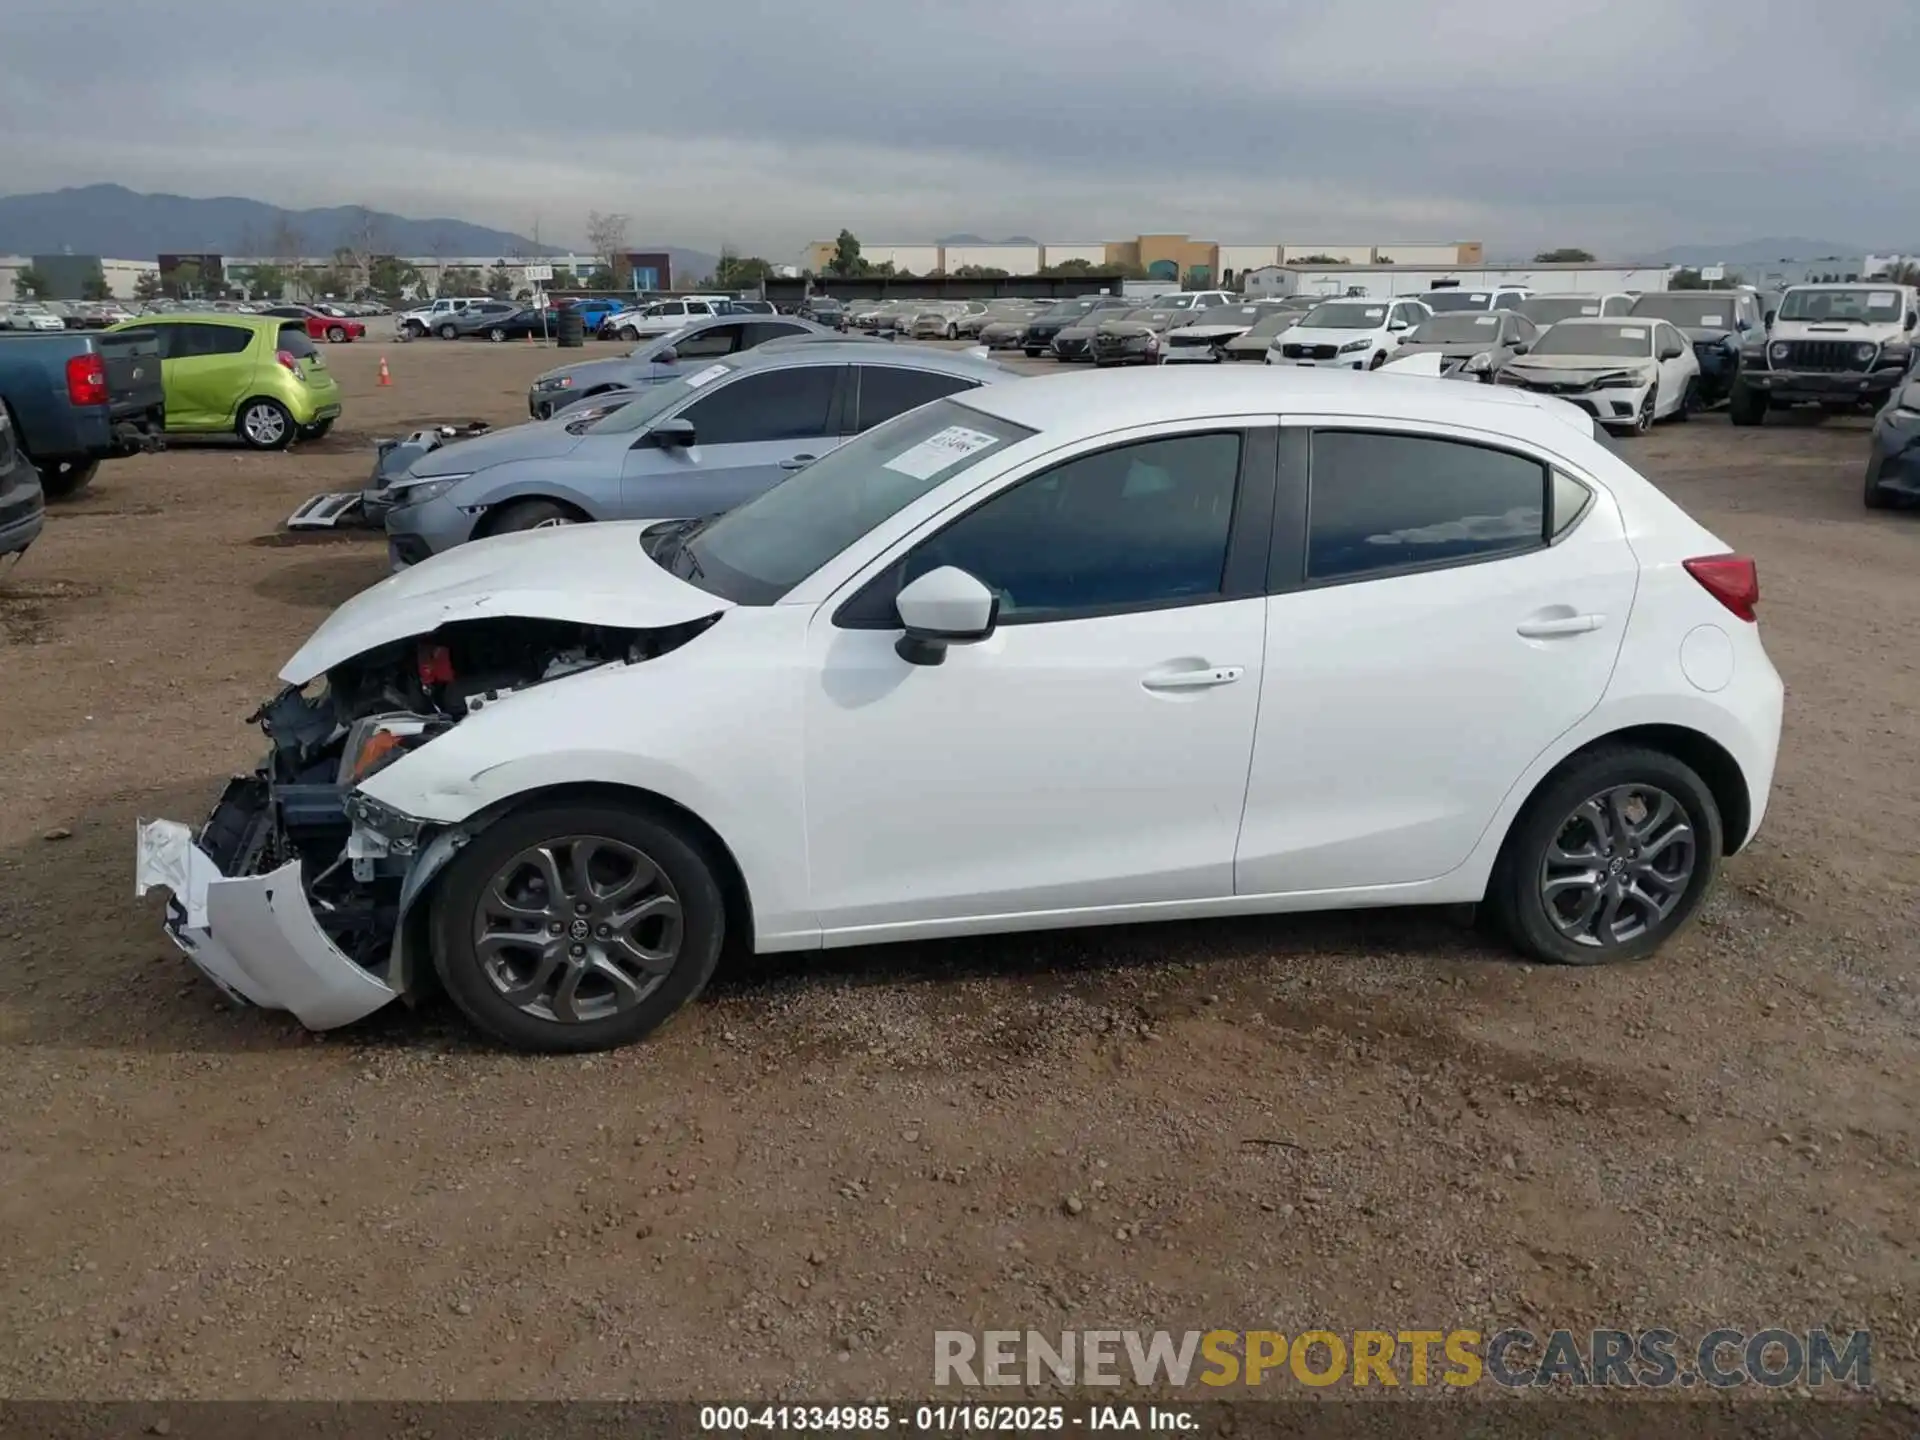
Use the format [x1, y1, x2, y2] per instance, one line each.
[0, 330, 166, 498]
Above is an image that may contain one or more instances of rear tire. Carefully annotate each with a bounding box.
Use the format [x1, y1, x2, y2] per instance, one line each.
[488, 497, 583, 534]
[34, 458, 99, 500]
[326, 325, 346, 343]
[235, 398, 294, 450]
[1727, 380, 1767, 426]
[1484, 745, 1722, 967]
[489, 327, 507, 342]
[428, 799, 726, 1053]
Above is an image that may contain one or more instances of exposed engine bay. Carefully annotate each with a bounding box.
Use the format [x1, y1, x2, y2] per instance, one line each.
[179, 613, 718, 993]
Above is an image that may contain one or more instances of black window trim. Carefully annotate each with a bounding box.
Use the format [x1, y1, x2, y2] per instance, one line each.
[1269, 423, 1594, 593]
[833, 422, 1279, 630]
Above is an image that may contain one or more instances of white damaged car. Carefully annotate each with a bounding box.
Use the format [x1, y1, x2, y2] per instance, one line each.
[1494, 317, 1703, 434]
[138, 369, 1782, 1053]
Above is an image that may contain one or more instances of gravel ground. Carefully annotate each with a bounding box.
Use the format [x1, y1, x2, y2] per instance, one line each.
[0, 337, 1914, 1405]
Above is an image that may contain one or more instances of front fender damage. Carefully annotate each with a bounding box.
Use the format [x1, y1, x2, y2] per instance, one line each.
[134, 611, 719, 1031]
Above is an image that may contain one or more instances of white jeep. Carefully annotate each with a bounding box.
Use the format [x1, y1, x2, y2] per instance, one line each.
[395, 296, 493, 339]
[1731, 283, 1919, 424]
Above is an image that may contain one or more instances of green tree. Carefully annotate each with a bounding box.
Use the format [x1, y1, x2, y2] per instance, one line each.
[714, 249, 776, 290]
[1877, 260, 1920, 287]
[438, 265, 485, 298]
[548, 267, 577, 291]
[1297, 255, 1349, 265]
[952, 265, 1010, 278]
[367, 256, 424, 303]
[484, 263, 516, 298]
[828, 229, 865, 277]
[583, 265, 617, 291]
[248, 264, 287, 301]
[134, 270, 163, 302]
[80, 274, 112, 302]
[12, 266, 49, 299]
[300, 264, 349, 300]
[1533, 247, 1596, 263]
[165, 260, 202, 299]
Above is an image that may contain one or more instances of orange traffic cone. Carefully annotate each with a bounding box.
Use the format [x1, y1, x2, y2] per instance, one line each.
[377, 356, 392, 387]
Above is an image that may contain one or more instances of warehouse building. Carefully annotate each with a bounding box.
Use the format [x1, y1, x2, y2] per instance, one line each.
[1242, 259, 1677, 301]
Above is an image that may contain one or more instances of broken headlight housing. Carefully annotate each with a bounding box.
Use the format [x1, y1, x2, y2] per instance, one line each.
[387, 474, 470, 508]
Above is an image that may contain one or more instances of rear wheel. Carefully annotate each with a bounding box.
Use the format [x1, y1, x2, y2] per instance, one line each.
[429, 800, 725, 1052]
[236, 398, 294, 450]
[1727, 379, 1767, 426]
[34, 458, 99, 500]
[1485, 746, 1721, 967]
[488, 497, 582, 534]
[489, 327, 508, 342]
[326, 325, 346, 343]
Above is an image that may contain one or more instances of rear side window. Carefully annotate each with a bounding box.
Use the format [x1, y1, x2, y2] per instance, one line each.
[852, 366, 978, 432]
[671, 324, 747, 359]
[680, 365, 837, 445]
[276, 324, 318, 360]
[175, 323, 253, 358]
[747, 321, 810, 346]
[1306, 430, 1548, 582]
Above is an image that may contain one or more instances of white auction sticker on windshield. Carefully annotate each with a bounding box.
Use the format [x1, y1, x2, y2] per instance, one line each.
[1580, 306, 1599, 314]
[1701, 315, 1724, 327]
[683, 364, 730, 389]
[1474, 315, 1499, 325]
[1619, 327, 1648, 338]
[1363, 308, 1384, 318]
[1871, 291, 1898, 305]
[884, 425, 1002, 481]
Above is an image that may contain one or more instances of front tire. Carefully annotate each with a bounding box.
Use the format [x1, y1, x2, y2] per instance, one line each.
[1368, 350, 1387, 370]
[618, 326, 639, 341]
[1631, 386, 1656, 434]
[1485, 745, 1722, 967]
[236, 398, 294, 450]
[429, 800, 726, 1052]
[438, 323, 459, 340]
[488, 498, 582, 534]
[35, 458, 99, 500]
[1728, 379, 1767, 426]
[489, 327, 507, 342]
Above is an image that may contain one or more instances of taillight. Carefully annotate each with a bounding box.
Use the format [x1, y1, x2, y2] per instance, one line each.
[1684, 554, 1759, 622]
[275, 349, 303, 376]
[65, 354, 109, 407]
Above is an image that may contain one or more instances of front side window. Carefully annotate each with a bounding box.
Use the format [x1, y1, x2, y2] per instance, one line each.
[1306, 430, 1549, 582]
[853, 365, 978, 432]
[672, 323, 747, 359]
[679, 364, 837, 445]
[875, 432, 1243, 621]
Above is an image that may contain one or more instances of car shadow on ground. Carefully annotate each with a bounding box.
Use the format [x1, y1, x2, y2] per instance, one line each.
[248, 548, 389, 609]
[0, 772, 1521, 1057]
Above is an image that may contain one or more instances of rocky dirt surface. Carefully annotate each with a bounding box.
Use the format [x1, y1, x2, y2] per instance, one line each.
[0, 339, 1913, 1404]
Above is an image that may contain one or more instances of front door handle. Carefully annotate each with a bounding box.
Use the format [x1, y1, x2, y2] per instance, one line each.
[779, 454, 817, 471]
[1517, 613, 1605, 638]
[1142, 665, 1244, 692]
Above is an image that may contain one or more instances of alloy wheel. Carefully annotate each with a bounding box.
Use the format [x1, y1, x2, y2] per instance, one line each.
[473, 836, 683, 1023]
[242, 403, 287, 447]
[1539, 784, 1695, 949]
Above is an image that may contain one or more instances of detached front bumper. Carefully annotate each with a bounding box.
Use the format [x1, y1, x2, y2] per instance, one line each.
[135, 818, 398, 1030]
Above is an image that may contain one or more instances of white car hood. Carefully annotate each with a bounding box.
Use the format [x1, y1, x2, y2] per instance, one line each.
[1767, 319, 1904, 345]
[1504, 353, 1652, 381]
[1279, 325, 1384, 346]
[279, 522, 730, 683]
[1381, 351, 1447, 376]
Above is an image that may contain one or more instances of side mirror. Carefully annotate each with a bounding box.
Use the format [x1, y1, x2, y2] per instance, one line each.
[1906, 312, 1917, 331]
[893, 566, 999, 666]
[1764, 310, 1777, 327]
[1659, 342, 1683, 360]
[651, 417, 696, 449]
[656, 347, 678, 365]
[1387, 321, 1407, 332]
[1511, 342, 1530, 355]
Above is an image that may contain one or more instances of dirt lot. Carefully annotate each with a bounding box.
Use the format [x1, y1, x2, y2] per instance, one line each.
[0, 337, 1914, 1403]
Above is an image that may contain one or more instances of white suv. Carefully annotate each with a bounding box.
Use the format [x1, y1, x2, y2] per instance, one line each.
[396, 297, 491, 338]
[1267, 296, 1433, 369]
[606, 296, 733, 340]
[1731, 283, 1919, 424]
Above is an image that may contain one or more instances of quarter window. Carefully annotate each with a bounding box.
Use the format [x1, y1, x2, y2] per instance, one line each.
[679, 365, 837, 445]
[886, 432, 1243, 620]
[852, 366, 978, 432]
[1306, 430, 1548, 582]
[176, 323, 253, 358]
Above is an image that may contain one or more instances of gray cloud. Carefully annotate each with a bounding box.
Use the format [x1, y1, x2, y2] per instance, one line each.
[3, 0, 1917, 258]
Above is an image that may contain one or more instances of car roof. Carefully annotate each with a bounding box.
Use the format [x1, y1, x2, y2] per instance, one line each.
[1547, 316, 1657, 328]
[721, 338, 1013, 380]
[954, 364, 1577, 439]
[115, 313, 282, 330]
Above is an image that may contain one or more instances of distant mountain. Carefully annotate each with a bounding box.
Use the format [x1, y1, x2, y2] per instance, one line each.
[0, 183, 557, 259]
[1642, 237, 1874, 266]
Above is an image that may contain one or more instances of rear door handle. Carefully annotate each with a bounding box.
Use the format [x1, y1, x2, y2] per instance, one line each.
[1517, 613, 1605, 638]
[1142, 665, 1244, 692]
[780, 454, 818, 471]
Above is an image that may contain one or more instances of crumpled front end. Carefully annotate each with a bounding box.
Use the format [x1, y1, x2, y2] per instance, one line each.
[133, 609, 722, 1031]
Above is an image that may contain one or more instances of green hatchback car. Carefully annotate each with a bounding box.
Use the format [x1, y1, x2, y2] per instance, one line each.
[105, 314, 344, 449]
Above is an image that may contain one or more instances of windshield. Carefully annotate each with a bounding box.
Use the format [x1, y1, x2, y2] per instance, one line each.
[1775, 287, 1903, 323]
[672, 398, 1036, 604]
[1038, 299, 1098, 321]
[586, 362, 736, 434]
[1527, 323, 1654, 359]
[1420, 291, 1494, 313]
[1627, 295, 1739, 328]
[1301, 301, 1389, 329]
[1410, 313, 1506, 344]
[1518, 297, 1604, 326]
[1244, 310, 1300, 338]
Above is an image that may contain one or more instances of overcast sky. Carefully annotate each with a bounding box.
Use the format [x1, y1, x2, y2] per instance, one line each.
[4, 0, 1917, 260]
